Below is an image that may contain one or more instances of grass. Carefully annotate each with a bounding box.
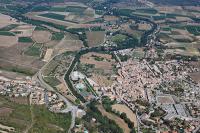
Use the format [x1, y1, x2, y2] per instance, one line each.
[161, 27, 171, 31]
[0, 31, 15, 36]
[0, 96, 31, 132]
[0, 66, 35, 76]
[0, 24, 18, 31]
[112, 34, 127, 44]
[39, 13, 66, 21]
[0, 96, 71, 133]
[50, 6, 87, 14]
[24, 44, 41, 57]
[29, 105, 71, 133]
[51, 32, 64, 40]
[83, 78, 98, 97]
[18, 37, 33, 43]
[186, 25, 200, 36]
[35, 26, 48, 31]
[43, 76, 61, 87]
[135, 8, 158, 14]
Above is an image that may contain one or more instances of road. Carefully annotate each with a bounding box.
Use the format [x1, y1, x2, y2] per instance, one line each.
[35, 52, 78, 133]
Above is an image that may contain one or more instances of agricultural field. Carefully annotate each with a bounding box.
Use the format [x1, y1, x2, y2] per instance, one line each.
[0, 42, 44, 75]
[32, 30, 52, 43]
[24, 43, 42, 57]
[0, 95, 72, 133]
[10, 25, 35, 37]
[42, 51, 76, 88]
[26, 3, 99, 27]
[18, 37, 33, 43]
[77, 52, 116, 87]
[86, 31, 105, 47]
[112, 104, 138, 128]
[0, 31, 15, 36]
[0, 35, 18, 47]
[97, 105, 131, 133]
[0, 96, 31, 133]
[0, 13, 20, 29]
[53, 32, 83, 54]
[164, 42, 200, 56]
[112, 34, 127, 44]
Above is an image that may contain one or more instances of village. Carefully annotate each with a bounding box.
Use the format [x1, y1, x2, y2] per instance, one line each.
[0, 76, 69, 112]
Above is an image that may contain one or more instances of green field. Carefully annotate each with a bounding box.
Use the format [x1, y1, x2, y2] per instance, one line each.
[43, 76, 61, 87]
[29, 105, 71, 133]
[0, 24, 18, 31]
[34, 26, 48, 31]
[112, 34, 127, 43]
[186, 25, 200, 36]
[135, 8, 158, 14]
[0, 95, 71, 133]
[18, 37, 33, 43]
[24, 44, 41, 57]
[51, 32, 64, 40]
[50, 6, 87, 14]
[0, 31, 15, 36]
[0, 96, 31, 132]
[39, 13, 66, 21]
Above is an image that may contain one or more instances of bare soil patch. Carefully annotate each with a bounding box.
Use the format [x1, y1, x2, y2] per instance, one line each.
[157, 95, 175, 104]
[0, 35, 18, 47]
[32, 30, 52, 43]
[86, 31, 105, 47]
[10, 97, 29, 105]
[53, 35, 83, 55]
[80, 52, 114, 70]
[0, 43, 44, 75]
[91, 74, 113, 87]
[104, 15, 119, 21]
[138, 23, 151, 31]
[11, 25, 35, 37]
[43, 49, 53, 62]
[0, 13, 19, 28]
[0, 107, 13, 116]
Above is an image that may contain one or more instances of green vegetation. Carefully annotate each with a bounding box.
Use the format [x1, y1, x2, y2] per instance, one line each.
[148, 0, 200, 6]
[102, 97, 135, 130]
[161, 27, 171, 31]
[39, 13, 65, 21]
[35, 26, 48, 31]
[31, 5, 50, 12]
[135, 8, 158, 14]
[0, 96, 31, 132]
[112, 34, 127, 43]
[186, 25, 200, 36]
[0, 66, 35, 76]
[18, 37, 33, 43]
[0, 31, 15, 36]
[50, 6, 87, 14]
[24, 44, 41, 57]
[132, 50, 145, 59]
[113, 9, 133, 16]
[29, 105, 71, 133]
[83, 101, 123, 133]
[43, 76, 61, 87]
[51, 32, 64, 40]
[83, 78, 98, 97]
[0, 24, 18, 31]
[117, 54, 130, 62]
[152, 15, 166, 21]
[92, 55, 104, 61]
